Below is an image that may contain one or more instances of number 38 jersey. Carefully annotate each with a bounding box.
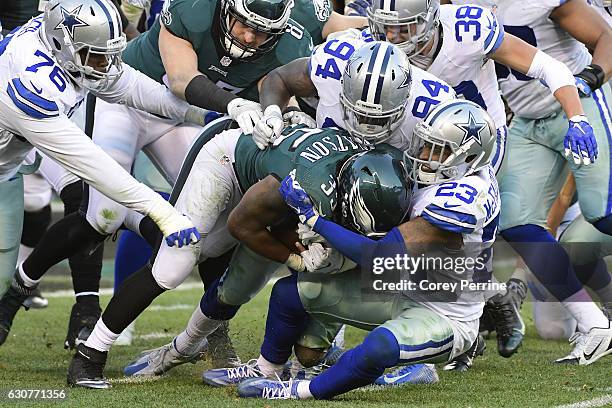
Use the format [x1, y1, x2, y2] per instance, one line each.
[409, 165, 500, 321]
[425, 5, 506, 129]
[309, 36, 456, 152]
[452, 0, 591, 118]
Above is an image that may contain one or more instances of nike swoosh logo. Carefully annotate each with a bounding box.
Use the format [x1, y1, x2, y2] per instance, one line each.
[444, 202, 461, 209]
[382, 370, 415, 384]
[583, 339, 603, 361]
[30, 81, 43, 94]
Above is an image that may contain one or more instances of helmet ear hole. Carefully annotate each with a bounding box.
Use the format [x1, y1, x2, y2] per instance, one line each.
[53, 38, 62, 50]
[465, 154, 477, 163]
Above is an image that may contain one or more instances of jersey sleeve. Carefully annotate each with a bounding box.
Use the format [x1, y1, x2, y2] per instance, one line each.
[309, 37, 361, 105]
[5, 74, 60, 120]
[416, 179, 489, 235]
[452, 4, 504, 55]
[161, 0, 212, 40]
[295, 164, 337, 220]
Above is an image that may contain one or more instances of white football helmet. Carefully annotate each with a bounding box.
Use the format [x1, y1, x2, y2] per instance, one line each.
[43, 0, 126, 91]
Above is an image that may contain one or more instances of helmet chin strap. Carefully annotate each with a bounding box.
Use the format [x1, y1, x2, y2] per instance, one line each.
[409, 28, 440, 70]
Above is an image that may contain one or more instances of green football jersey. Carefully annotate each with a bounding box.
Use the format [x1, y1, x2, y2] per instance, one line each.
[234, 125, 370, 219]
[122, 0, 313, 101]
[291, 0, 332, 45]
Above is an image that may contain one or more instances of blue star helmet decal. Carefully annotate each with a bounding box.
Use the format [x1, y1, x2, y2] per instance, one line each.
[455, 111, 486, 146]
[54, 5, 89, 40]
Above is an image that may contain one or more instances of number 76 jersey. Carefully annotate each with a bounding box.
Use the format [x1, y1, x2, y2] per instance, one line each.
[309, 36, 456, 152]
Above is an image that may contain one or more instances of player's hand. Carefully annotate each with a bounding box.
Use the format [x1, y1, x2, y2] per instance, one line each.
[283, 109, 316, 128]
[253, 105, 284, 150]
[279, 170, 318, 226]
[297, 222, 325, 246]
[564, 115, 597, 166]
[345, 0, 372, 16]
[227, 98, 263, 134]
[574, 76, 592, 98]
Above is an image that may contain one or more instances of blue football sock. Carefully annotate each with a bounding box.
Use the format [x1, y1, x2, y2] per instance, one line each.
[575, 259, 611, 292]
[114, 230, 152, 291]
[501, 224, 583, 301]
[260, 275, 309, 364]
[199, 277, 240, 321]
[309, 327, 399, 400]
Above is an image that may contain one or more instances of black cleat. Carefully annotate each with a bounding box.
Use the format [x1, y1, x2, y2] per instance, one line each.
[443, 334, 486, 372]
[486, 278, 527, 358]
[64, 300, 101, 350]
[0, 272, 36, 346]
[478, 306, 495, 338]
[205, 321, 241, 369]
[67, 343, 111, 389]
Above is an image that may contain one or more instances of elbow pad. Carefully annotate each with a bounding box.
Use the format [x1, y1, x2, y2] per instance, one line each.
[184, 74, 235, 113]
[576, 64, 605, 92]
[527, 50, 575, 94]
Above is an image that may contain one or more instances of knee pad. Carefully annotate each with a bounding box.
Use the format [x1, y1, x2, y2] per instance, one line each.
[23, 190, 52, 212]
[86, 200, 128, 235]
[360, 328, 400, 369]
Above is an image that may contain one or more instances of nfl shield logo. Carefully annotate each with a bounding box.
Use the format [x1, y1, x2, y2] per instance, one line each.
[220, 56, 232, 67]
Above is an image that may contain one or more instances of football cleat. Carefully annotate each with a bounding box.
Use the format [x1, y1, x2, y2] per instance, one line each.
[123, 338, 208, 376]
[443, 334, 486, 372]
[238, 377, 302, 399]
[486, 278, 526, 357]
[479, 306, 495, 338]
[64, 300, 101, 350]
[22, 287, 48, 309]
[555, 323, 612, 365]
[0, 272, 36, 346]
[374, 364, 439, 386]
[67, 343, 111, 389]
[202, 359, 266, 387]
[204, 320, 241, 368]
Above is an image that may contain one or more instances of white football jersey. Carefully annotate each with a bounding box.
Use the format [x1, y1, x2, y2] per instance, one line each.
[309, 36, 456, 152]
[451, 0, 592, 118]
[426, 5, 507, 129]
[0, 16, 86, 180]
[409, 165, 500, 321]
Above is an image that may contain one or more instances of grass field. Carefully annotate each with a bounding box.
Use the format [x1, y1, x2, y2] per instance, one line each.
[0, 276, 611, 408]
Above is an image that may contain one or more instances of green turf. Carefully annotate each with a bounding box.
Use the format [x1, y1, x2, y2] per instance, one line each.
[0, 284, 610, 408]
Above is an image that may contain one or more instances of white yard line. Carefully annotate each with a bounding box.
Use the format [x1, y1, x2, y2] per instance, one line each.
[554, 395, 612, 408]
[44, 282, 203, 298]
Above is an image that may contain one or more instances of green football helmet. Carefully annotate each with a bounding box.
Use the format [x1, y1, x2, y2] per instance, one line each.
[336, 146, 413, 237]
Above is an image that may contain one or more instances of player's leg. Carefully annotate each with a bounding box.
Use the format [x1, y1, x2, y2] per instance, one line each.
[71, 127, 240, 385]
[239, 303, 462, 400]
[0, 174, 25, 345]
[546, 87, 612, 363]
[19, 170, 52, 310]
[497, 115, 573, 356]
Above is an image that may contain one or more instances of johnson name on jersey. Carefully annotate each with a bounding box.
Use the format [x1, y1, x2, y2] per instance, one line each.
[308, 36, 456, 152]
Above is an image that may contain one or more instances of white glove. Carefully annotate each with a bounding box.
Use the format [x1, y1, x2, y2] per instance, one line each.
[253, 105, 284, 150]
[302, 243, 356, 274]
[283, 109, 316, 128]
[147, 200, 201, 248]
[227, 98, 263, 135]
[297, 222, 325, 246]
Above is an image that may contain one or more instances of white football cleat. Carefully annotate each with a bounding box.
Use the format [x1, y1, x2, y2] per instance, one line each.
[555, 323, 612, 365]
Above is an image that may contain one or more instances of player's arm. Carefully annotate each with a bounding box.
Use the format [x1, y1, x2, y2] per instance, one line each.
[490, 34, 584, 120]
[259, 57, 317, 111]
[551, 0, 612, 83]
[158, 23, 235, 113]
[322, 11, 367, 39]
[228, 175, 299, 265]
[95, 63, 209, 126]
[10, 111, 197, 244]
[547, 173, 577, 237]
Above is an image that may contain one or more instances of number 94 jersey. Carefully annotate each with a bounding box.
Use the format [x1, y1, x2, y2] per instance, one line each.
[309, 36, 456, 152]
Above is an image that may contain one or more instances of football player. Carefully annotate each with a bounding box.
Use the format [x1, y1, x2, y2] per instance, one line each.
[0, 0, 203, 313]
[66, 116, 411, 388]
[449, 0, 612, 365]
[235, 100, 501, 399]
